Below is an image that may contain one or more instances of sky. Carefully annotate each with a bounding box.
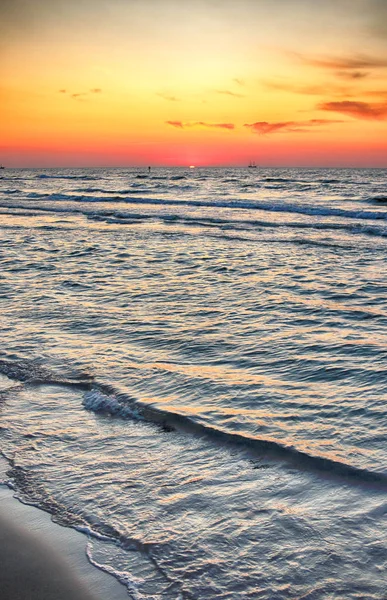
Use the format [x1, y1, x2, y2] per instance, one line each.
[1, 0, 387, 167]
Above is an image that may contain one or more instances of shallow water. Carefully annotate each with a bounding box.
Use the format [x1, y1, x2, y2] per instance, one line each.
[1, 167, 387, 598]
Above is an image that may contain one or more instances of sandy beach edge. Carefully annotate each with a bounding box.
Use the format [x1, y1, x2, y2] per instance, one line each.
[0, 484, 129, 600]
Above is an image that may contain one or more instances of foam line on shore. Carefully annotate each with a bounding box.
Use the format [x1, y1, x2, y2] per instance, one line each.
[0, 482, 129, 600]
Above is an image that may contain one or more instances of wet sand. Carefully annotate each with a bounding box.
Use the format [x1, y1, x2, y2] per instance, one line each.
[0, 486, 128, 600]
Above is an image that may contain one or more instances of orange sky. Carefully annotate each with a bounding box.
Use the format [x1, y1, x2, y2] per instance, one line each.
[1, 0, 387, 167]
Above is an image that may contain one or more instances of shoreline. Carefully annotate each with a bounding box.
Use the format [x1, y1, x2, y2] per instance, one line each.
[0, 484, 129, 600]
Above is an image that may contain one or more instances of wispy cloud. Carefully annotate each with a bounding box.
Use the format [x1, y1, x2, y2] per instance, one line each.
[215, 89, 245, 98]
[59, 88, 102, 100]
[157, 92, 180, 102]
[319, 100, 387, 120]
[233, 78, 245, 87]
[166, 120, 184, 128]
[294, 52, 387, 70]
[166, 121, 235, 130]
[364, 89, 387, 100]
[308, 119, 344, 125]
[289, 51, 387, 87]
[335, 71, 369, 80]
[264, 80, 350, 97]
[244, 121, 293, 134]
[244, 119, 343, 135]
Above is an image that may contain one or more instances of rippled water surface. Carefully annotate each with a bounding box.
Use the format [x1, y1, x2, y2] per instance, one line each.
[0, 167, 387, 598]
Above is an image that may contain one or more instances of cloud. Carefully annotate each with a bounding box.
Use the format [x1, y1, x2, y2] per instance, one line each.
[233, 78, 245, 86]
[289, 51, 387, 85]
[244, 121, 294, 134]
[157, 93, 180, 102]
[294, 52, 387, 70]
[215, 89, 245, 98]
[264, 80, 351, 97]
[244, 118, 343, 135]
[166, 120, 184, 128]
[196, 122, 235, 129]
[166, 121, 235, 130]
[335, 71, 369, 80]
[265, 77, 387, 107]
[58, 88, 102, 100]
[308, 119, 344, 125]
[364, 90, 387, 100]
[318, 100, 387, 120]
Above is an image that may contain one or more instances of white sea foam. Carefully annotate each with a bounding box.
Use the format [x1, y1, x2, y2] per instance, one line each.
[86, 541, 145, 600]
[83, 390, 143, 420]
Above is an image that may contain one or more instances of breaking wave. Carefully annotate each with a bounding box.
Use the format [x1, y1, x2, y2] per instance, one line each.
[82, 389, 387, 487]
[17, 191, 387, 221]
[1, 354, 386, 487]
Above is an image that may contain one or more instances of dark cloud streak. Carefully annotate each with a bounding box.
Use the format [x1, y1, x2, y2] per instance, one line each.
[335, 71, 369, 80]
[244, 118, 343, 135]
[319, 100, 387, 120]
[166, 120, 184, 128]
[215, 90, 245, 98]
[291, 51, 387, 72]
[166, 121, 235, 130]
[57, 88, 102, 100]
[157, 93, 180, 102]
[264, 80, 352, 97]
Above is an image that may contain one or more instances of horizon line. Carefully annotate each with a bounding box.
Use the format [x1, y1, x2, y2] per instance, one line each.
[2, 164, 386, 170]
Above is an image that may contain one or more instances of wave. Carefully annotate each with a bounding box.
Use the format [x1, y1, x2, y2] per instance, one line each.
[369, 196, 387, 204]
[262, 177, 302, 183]
[1, 353, 386, 492]
[0, 177, 40, 181]
[87, 210, 387, 239]
[316, 178, 342, 184]
[82, 390, 387, 488]
[80, 188, 157, 195]
[19, 191, 387, 222]
[2, 448, 179, 598]
[74, 187, 142, 194]
[0, 357, 93, 389]
[85, 542, 145, 598]
[35, 174, 98, 181]
[1, 199, 387, 239]
[136, 175, 168, 180]
[73, 185, 194, 195]
[74, 187, 154, 195]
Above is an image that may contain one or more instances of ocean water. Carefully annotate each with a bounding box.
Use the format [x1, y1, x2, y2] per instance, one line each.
[0, 166, 386, 599]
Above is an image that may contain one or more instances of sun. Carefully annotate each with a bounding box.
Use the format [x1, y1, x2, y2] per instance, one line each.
[189, 165, 195, 169]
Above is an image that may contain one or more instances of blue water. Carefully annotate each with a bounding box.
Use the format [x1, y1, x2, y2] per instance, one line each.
[0, 167, 386, 598]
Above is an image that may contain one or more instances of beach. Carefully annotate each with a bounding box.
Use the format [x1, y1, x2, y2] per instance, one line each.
[0, 484, 128, 600]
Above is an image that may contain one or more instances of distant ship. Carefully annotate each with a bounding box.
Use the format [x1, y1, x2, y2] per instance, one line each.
[248, 161, 257, 168]
[0, 165, 4, 169]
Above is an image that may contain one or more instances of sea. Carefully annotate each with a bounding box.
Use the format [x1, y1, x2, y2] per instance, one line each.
[0, 166, 386, 599]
